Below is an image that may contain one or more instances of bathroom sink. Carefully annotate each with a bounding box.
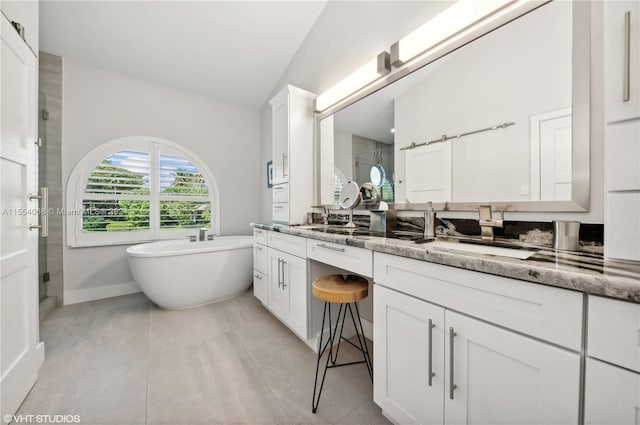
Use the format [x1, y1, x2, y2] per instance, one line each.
[424, 239, 537, 260]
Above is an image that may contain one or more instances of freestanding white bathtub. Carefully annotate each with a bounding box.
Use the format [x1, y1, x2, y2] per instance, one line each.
[126, 236, 253, 309]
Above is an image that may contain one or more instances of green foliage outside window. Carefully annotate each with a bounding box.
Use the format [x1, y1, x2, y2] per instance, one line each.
[83, 161, 211, 232]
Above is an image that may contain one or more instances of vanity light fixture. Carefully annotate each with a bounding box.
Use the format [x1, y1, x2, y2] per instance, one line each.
[315, 51, 391, 112]
[390, 0, 539, 67]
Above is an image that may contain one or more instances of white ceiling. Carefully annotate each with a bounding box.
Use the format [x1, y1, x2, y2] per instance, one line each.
[40, 1, 328, 110]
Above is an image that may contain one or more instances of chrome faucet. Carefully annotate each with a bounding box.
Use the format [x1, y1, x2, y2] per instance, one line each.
[198, 228, 207, 241]
[423, 202, 436, 239]
[478, 205, 503, 240]
[320, 206, 329, 225]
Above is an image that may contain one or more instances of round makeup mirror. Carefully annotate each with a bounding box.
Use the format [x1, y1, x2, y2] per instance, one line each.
[339, 181, 361, 209]
[370, 164, 386, 187]
[360, 182, 381, 204]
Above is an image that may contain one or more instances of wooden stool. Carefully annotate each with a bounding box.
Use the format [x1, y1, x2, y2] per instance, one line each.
[311, 274, 373, 414]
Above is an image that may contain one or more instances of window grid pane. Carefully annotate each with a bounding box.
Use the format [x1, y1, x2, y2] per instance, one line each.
[85, 150, 150, 195]
[160, 200, 211, 230]
[81, 199, 150, 232]
[159, 154, 209, 197]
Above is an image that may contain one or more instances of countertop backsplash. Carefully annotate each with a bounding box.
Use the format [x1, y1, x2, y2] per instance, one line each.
[308, 212, 604, 253]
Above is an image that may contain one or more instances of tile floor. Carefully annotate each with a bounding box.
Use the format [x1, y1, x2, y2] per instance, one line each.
[18, 291, 390, 425]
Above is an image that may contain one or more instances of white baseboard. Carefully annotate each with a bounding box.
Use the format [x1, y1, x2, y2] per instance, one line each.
[64, 281, 141, 305]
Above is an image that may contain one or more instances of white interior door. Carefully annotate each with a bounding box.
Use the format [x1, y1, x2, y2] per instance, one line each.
[1, 15, 43, 422]
[530, 108, 572, 201]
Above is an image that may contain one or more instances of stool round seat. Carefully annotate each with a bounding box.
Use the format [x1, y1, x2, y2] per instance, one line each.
[312, 274, 368, 304]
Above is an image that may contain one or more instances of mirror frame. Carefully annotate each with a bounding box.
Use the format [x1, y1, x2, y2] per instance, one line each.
[316, 1, 590, 213]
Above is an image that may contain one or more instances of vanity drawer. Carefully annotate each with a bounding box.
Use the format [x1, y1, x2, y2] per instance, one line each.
[268, 231, 306, 258]
[307, 239, 373, 278]
[588, 295, 640, 372]
[253, 227, 268, 245]
[272, 203, 289, 223]
[253, 243, 268, 274]
[374, 252, 583, 350]
[253, 270, 268, 305]
[272, 183, 289, 203]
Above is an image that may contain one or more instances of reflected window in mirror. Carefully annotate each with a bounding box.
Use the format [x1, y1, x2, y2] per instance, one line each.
[334, 168, 347, 204]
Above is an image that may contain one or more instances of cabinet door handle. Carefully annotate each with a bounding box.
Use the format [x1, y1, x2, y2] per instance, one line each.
[316, 243, 345, 253]
[282, 153, 288, 178]
[623, 11, 631, 102]
[277, 258, 282, 287]
[281, 260, 288, 289]
[449, 327, 457, 400]
[428, 319, 435, 386]
[254, 273, 263, 280]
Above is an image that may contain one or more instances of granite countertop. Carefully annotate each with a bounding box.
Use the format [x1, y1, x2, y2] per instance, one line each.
[251, 222, 640, 304]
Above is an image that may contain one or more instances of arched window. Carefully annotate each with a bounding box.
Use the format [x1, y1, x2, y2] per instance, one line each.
[66, 137, 219, 247]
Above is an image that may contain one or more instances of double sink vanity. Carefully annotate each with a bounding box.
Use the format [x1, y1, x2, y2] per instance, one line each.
[251, 221, 640, 425]
[258, 0, 640, 422]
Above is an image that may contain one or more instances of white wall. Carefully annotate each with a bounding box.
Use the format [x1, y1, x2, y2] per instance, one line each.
[62, 59, 261, 303]
[261, 1, 605, 224]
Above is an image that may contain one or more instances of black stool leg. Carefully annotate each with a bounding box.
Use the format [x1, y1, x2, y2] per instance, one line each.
[312, 301, 333, 413]
[330, 303, 347, 365]
[351, 302, 373, 382]
[312, 300, 374, 413]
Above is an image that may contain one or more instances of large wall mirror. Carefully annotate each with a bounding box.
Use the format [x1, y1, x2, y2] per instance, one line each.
[318, 0, 590, 212]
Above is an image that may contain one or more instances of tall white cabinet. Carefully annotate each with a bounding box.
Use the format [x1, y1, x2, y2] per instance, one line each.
[604, 1, 640, 262]
[269, 85, 315, 224]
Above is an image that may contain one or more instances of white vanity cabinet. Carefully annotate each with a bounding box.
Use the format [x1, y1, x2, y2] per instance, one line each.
[373, 252, 581, 425]
[444, 311, 579, 425]
[604, 0, 640, 262]
[374, 285, 445, 425]
[269, 85, 315, 225]
[267, 248, 307, 338]
[252, 229, 313, 340]
[252, 228, 269, 305]
[584, 295, 640, 423]
[585, 358, 640, 425]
